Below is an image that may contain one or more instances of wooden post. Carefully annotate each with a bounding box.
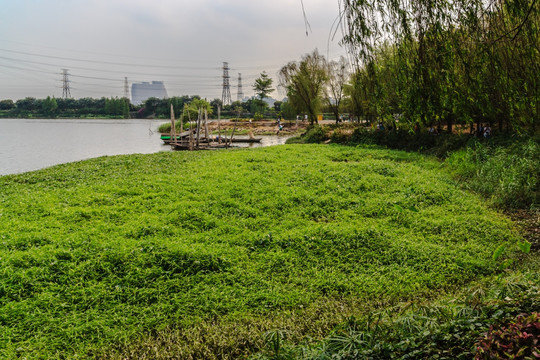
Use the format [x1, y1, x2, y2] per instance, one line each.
[180, 105, 184, 144]
[204, 109, 210, 141]
[187, 106, 193, 151]
[196, 108, 201, 148]
[217, 105, 222, 144]
[170, 104, 176, 146]
[227, 109, 239, 148]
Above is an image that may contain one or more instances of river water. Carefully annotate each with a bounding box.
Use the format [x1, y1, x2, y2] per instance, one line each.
[0, 118, 288, 176]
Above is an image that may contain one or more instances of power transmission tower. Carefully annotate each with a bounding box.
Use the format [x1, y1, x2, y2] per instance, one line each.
[221, 62, 232, 106]
[123, 77, 130, 99]
[237, 73, 244, 102]
[61, 69, 71, 98]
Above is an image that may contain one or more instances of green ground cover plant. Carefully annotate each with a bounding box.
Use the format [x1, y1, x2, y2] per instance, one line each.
[251, 257, 540, 360]
[0, 144, 523, 358]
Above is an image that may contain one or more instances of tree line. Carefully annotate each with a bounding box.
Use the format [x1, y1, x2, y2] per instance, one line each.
[0, 97, 131, 119]
[278, 0, 539, 133]
[0, 94, 286, 120]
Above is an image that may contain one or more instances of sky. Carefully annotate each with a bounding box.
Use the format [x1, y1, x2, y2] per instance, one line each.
[0, 0, 348, 102]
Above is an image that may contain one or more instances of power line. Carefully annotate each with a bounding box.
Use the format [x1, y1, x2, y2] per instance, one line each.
[0, 48, 220, 70]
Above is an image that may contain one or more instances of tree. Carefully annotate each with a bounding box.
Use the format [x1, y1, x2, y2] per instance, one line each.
[16, 97, 40, 112]
[279, 50, 328, 125]
[325, 56, 349, 123]
[339, 0, 540, 134]
[42, 96, 58, 117]
[0, 99, 15, 110]
[280, 100, 296, 120]
[253, 71, 275, 112]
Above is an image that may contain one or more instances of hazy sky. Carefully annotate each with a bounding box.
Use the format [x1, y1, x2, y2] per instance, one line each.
[0, 0, 347, 101]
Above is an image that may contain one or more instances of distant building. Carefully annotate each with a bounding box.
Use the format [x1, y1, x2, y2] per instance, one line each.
[131, 81, 168, 105]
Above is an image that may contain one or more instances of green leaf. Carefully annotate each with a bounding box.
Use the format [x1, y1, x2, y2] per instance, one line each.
[499, 259, 514, 270]
[517, 241, 531, 254]
[492, 244, 506, 261]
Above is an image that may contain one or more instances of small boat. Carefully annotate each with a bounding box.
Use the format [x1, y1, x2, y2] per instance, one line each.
[160, 131, 190, 144]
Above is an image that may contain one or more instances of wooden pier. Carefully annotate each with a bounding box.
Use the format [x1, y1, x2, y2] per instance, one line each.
[167, 104, 255, 151]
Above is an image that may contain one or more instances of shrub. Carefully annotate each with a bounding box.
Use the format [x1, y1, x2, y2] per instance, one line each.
[446, 139, 540, 209]
[475, 312, 540, 359]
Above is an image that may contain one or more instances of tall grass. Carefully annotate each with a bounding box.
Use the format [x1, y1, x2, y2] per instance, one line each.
[0, 145, 522, 358]
[446, 139, 540, 209]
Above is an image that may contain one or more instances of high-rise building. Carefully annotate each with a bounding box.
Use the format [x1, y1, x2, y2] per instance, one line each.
[131, 81, 168, 105]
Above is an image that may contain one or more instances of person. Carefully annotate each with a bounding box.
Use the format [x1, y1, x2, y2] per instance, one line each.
[304, 114, 308, 122]
[478, 124, 484, 138]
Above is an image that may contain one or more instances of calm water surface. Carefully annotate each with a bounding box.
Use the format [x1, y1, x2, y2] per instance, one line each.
[0, 118, 288, 176]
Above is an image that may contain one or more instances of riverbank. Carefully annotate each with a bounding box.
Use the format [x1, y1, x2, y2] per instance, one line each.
[158, 119, 329, 136]
[0, 144, 533, 359]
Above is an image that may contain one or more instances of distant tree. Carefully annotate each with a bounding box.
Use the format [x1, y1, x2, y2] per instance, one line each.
[279, 50, 328, 125]
[0, 99, 15, 110]
[325, 56, 349, 123]
[122, 98, 130, 119]
[56, 98, 76, 113]
[210, 98, 223, 117]
[273, 100, 282, 112]
[16, 97, 40, 112]
[280, 100, 296, 120]
[183, 98, 213, 123]
[253, 71, 275, 112]
[42, 96, 58, 117]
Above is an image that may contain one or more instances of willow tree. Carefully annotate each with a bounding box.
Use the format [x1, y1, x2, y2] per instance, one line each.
[279, 50, 328, 125]
[339, 0, 540, 133]
[325, 56, 349, 123]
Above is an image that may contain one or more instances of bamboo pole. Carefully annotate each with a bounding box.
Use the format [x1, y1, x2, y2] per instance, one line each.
[188, 106, 193, 151]
[204, 109, 209, 141]
[227, 109, 239, 148]
[170, 104, 176, 146]
[180, 105, 184, 141]
[196, 108, 201, 148]
[217, 105, 222, 144]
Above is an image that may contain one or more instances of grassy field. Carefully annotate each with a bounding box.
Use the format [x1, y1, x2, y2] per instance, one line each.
[0, 144, 523, 359]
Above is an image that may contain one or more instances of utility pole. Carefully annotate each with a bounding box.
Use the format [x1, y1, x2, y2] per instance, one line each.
[221, 62, 232, 106]
[237, 73, 244, 102]
[61, 69, 71, 98]
[123, 77, 129, 100]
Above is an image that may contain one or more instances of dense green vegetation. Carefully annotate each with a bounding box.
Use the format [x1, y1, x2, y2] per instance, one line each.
[288, 126, 540, 210]
[339, 0, 539, 133]
[0, 97, 131, 119]
[0, 95, 286, 121]
[0, 144, 524, 358]
[252, 257, 540, 359]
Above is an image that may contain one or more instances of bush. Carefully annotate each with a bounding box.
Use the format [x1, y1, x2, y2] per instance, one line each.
[475, 312, 540, 359]
[446, 139, 540, 209]
[348, 126, 472, 157]
[158, 121, 187, 133]
[286, 126, 328, 144]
